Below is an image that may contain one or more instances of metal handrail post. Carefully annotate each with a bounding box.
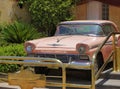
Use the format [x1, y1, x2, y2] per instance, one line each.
[62, 65, 66, 89]
[91, 64, 95, 89]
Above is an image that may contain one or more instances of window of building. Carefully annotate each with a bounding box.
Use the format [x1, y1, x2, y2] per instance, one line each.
[102, 4, 109, 20]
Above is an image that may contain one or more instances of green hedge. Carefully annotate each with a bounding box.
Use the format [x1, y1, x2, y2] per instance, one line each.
[0, 44, 27, 73]
[0, 44, 26, 56]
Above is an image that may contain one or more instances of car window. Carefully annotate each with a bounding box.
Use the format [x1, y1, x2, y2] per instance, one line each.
[102, 24, 115, 36]
[56, 24, 104, 36]
[59, 26, 73, 35]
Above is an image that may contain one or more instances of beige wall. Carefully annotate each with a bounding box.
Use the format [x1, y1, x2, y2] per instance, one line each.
[73, 4, 87, 20]
[109, 5, 120, 30]
[87, 1, 102, 20]
[73, 1, 103, 20]
[0, 0, 31, 24]
[74, 3, 120, 30]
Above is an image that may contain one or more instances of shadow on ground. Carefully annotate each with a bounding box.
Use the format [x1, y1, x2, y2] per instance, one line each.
[0, 88, 16, 89]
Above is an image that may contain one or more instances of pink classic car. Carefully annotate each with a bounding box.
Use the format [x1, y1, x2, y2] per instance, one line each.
[24, 20, 120, 74]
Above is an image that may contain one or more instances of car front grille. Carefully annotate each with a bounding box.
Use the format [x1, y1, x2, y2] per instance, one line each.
[34, 54, 80, 63]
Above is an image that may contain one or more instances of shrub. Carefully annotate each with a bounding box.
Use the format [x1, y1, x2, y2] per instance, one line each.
[1, 21, 44, 43]
[27, 0, 74, 36]
[0, 64, 20, 73]
[0, 44, 26, 56]
[0, 44, 26, 73]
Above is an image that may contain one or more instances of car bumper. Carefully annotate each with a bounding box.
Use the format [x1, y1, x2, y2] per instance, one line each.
[23, 59, 91, 70]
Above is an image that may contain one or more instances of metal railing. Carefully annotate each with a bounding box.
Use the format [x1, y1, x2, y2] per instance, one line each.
[0, 56, 92, 89]
[93, 32, 120, 80]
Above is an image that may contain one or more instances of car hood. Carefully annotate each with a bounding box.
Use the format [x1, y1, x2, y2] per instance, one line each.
[26, 35, 106, 50]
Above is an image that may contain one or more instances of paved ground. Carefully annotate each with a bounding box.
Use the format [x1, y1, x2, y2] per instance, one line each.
[0, 68, 120, 89]
[96, 68, 120, 89]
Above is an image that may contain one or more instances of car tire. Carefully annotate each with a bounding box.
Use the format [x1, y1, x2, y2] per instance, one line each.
[96, 53, 104, 70]
[87, 52, 104, 80]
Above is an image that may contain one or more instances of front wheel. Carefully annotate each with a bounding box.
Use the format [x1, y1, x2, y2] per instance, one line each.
[87, 53, 104, 80]
[95, 53, 104, 73]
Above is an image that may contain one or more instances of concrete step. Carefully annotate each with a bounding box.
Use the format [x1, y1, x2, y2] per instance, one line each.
[96, 68, 120, 89]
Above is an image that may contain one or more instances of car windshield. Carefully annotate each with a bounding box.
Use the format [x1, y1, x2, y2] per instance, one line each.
[55, 24, 105, 36]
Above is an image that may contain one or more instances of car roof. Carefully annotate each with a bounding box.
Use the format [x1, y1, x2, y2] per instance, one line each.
[59, 20, 115, 25]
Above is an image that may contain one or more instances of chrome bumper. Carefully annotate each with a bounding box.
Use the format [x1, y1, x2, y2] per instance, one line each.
[24, 59, 91, 70]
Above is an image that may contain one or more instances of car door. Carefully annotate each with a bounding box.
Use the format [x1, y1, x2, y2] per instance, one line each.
[101, 23, 116, 62]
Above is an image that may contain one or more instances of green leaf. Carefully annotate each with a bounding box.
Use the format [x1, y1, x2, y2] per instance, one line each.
[1, 21, 43, 43]
[27, 0, 74, 36]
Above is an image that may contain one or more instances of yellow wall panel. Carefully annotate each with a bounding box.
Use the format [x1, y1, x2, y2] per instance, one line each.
[72, 4, 87, 20]
[0, 0, 31, 24]
[109, 5, 120, 30]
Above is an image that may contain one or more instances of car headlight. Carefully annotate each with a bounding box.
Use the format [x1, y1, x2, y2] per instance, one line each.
[78, 46, 86, 54]
[26, 45, 33, 52]
[76, 44, 89, 54]
[24, 42, 35, 53]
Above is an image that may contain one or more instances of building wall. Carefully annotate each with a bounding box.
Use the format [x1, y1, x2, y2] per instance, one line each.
[73, 4, 87, 20]
[74, 2, 120, 30]
[109, 5, 120, 30]
[87, 1, 102, 20]
[0, 0, 31, 24]
[73, 1, 103, 20]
